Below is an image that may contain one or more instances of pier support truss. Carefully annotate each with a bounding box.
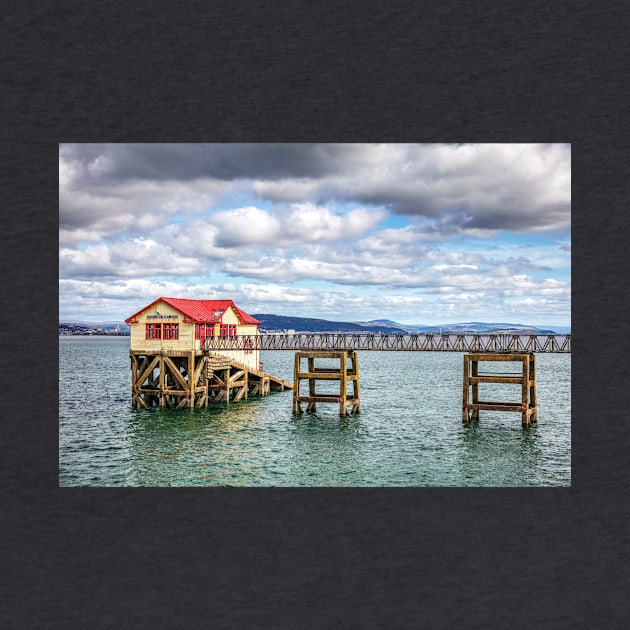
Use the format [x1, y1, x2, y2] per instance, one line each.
[292, 351, 361, 416]
[130, 350, 291, 409]
[462, 353, 537, 428]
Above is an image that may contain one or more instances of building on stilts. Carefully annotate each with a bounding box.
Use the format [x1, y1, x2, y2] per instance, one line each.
[125, 297, 291, 409]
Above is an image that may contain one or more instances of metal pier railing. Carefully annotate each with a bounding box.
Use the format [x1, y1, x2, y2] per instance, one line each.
[203, 333, 571, 353]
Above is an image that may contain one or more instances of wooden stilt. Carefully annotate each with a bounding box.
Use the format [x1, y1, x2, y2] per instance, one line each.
[159, 354, 165, 407]
[308, 357, 316, 413]
[293, 353, 302, 414]
[188, 352, 195, 409]
[351, 352, 360, 414]
[529, 354, 537, 424]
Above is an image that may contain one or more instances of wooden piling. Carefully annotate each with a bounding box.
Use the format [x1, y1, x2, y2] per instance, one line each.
[462, 352, 537, 427]
[292, 351, 361, 416]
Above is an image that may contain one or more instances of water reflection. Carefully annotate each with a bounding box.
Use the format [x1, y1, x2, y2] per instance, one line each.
[458, 416, 543, 486]
[287, 412, 365, 486]
[126, 402, 268, 486]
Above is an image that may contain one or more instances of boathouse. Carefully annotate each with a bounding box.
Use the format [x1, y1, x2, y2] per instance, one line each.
[125, 297, 261, 370]
[125, 297, 291, 409]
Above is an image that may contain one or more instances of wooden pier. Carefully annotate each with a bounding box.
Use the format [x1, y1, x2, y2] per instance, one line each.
[204, 332, 571, 353]
[292, 351, 361, 416]
[462, 353, 537, 427]
[130, 349, 292, 409]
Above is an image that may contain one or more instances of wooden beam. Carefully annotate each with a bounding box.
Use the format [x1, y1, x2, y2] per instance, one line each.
[193, 356, 206, 388]
[163, 355, 189, 391]
[135, 356, 160, 389]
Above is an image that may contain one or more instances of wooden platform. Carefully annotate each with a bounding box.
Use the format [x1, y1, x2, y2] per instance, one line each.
[462, 353, 537, 427]
[130, 349, 291, 409]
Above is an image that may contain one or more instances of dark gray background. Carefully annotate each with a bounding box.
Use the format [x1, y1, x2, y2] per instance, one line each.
[3, 1, 628, 627]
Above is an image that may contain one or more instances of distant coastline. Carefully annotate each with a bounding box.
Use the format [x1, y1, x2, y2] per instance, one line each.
[59, 315, 569, 336]
[59, 322, 130, 336]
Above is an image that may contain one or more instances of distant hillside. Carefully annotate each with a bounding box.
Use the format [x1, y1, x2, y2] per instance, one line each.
[360, 320, 568, 335]
[253, 314, 406, 334]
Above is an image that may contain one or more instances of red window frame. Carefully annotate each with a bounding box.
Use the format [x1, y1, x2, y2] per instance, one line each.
[146, 323, 161, 339]
[195, 324, 215, 340]
[219, 324, 237, 338]
[163, 323, 179, 339]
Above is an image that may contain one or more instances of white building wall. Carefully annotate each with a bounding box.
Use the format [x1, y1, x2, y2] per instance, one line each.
[129, 301, 194, 353]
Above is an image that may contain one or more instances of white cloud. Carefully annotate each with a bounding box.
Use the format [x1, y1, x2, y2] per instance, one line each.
[213, 206, 281, 247]
[282, 203, 385, 242]
[60, 239, 206, 278]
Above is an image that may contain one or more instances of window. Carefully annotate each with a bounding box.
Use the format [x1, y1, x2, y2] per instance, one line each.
[219, 324, 237, 338]
[195, 324, 215, 339]
[146, 323, 161, 339]
[163, 323, 179, 339]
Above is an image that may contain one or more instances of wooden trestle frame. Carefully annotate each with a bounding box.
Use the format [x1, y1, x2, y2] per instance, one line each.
[292, 351, 361, 416]
[462, 353, 537, 428]
[130, 350, 291, 409]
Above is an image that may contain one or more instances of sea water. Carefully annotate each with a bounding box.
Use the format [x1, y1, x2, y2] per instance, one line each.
[59, 336, 571, 487]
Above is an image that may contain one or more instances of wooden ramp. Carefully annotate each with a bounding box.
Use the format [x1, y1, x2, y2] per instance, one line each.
[205, 352, 292, 404]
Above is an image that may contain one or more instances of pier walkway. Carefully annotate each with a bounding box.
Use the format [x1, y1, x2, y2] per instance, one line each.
[203, 332, 571, 353]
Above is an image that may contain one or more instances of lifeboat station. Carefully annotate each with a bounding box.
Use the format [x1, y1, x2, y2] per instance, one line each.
[125, 297, 291, 409]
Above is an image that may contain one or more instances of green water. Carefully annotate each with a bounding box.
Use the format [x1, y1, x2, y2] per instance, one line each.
[59, 336, 571, 486]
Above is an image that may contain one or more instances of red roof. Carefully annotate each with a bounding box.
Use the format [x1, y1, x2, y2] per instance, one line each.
[125, 298, 261, 325]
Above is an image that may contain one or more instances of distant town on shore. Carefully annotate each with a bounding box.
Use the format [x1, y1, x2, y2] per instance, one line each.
[59, 314, 570, 336]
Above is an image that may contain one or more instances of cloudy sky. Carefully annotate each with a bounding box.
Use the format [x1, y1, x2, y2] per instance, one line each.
[59, 143, 571, 327]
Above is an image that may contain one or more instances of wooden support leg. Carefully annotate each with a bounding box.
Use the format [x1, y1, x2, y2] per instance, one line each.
[472, 357, 479, 406]
[159, 354, 165, 408]
[188, 352, 195, 409]
[339, 351, 347, 417]
[308, 357, 316, 413]
[529, 354, 537, 423]
[352, 352, 360, 414]
[462, 354, 470, 424]
[292, 354, 301, 414]
[224, 368, 230, 404]
[522, 355, 530, 428]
